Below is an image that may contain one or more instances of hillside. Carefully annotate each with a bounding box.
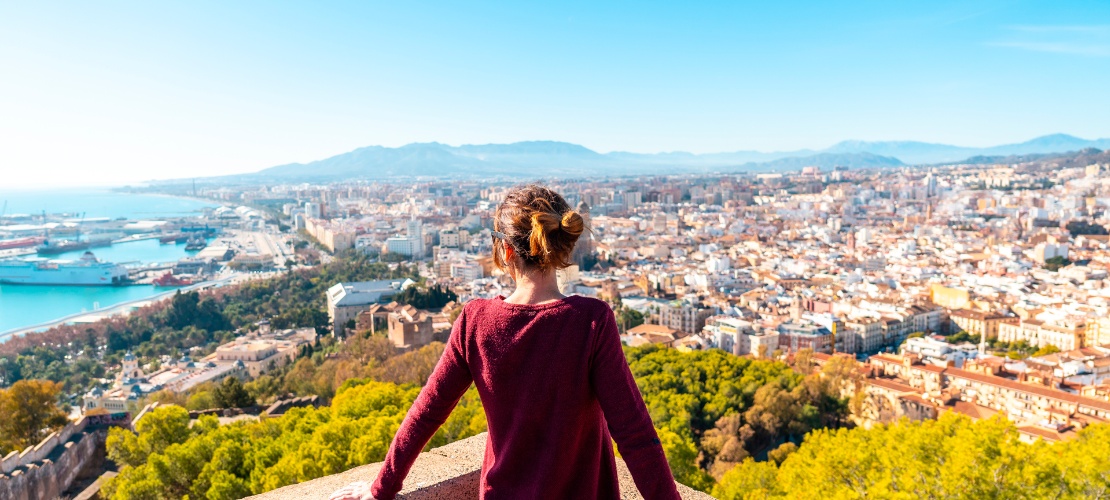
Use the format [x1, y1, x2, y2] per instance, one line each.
[187, 134, 1110, 184]
[957, 147, 1110, 168]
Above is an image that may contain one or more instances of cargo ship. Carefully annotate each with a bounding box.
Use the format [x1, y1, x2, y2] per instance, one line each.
[160, 233, 189, 244]
[0, 237, 44, 250]
[37, 238, 91, 255]
[0, 251, 128, 285]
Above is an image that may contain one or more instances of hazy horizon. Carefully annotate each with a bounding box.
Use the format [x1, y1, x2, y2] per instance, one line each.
[3, 1, 1110, 187]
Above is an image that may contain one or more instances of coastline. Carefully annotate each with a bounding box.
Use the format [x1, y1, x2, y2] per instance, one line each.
[0, 270, 284, 343]
[0, 277, 229, 343]
[109, 186, 231, 210]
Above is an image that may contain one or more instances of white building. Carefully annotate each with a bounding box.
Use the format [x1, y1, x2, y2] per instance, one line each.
[900, 336, 978, 368]
[327, 279, 415, 336]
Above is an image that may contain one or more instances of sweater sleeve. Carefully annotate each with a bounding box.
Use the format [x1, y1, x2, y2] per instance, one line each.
[590, 309, 682, 500]
[371, 308, 473, 500]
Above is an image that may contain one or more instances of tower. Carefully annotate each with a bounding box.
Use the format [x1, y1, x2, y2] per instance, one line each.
[407, 218, 425, 257]
[118, 351, 143, 384]
[570, 201, 595, 269]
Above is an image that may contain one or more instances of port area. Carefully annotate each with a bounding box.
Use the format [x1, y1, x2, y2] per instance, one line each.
[1, 208, 295, 338]
[125, 230, 294, 284]
[0, 268, 285, 342]
[1, 220, 294, 283]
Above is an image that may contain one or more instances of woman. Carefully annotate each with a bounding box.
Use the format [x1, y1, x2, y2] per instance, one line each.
[332, 185, 680, 499]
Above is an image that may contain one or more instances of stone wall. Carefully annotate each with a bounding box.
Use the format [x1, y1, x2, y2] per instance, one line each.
[248, 432, 715, 500]
[0, 416, 105, 500]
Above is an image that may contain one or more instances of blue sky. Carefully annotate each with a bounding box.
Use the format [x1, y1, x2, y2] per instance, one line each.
[1, 1, 1109, 187]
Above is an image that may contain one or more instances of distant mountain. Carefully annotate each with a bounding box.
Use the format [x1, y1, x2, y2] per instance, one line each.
[960, 147, 1110, 168]
[824, 134, 1110, 164]
[742, 152, 903, 171]
[217, 134, 1110, 183]
[823, 140, 971, 164]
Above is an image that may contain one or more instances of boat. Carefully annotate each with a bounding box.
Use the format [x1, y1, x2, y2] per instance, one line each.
[153, 272, 193, 287]
[0, 251, 128, 285]
[184, 235, 207, 251]
[37, 239, 91, 255]
[159, 233, 189, 244]
[0, 237, 44, 250]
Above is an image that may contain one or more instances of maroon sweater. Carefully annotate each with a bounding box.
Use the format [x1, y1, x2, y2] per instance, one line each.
[372, 295, 680, 499]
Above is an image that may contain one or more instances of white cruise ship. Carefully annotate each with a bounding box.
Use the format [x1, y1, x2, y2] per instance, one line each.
[0, 251, 128, 285]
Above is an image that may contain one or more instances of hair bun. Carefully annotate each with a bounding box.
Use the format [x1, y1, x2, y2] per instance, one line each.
[529, 212, 561, 257]
[494, 184, 587, 273]
[560, 210, 585, 237]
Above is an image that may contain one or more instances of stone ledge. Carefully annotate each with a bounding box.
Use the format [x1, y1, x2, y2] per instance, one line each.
[248, 433, 714, 499]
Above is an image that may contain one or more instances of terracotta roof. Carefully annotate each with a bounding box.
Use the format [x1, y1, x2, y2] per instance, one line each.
[946, 400, 997, 420]
[626, 323, 678, 336]
[1017, 425, 1068, 442]
[899, 394, 935, 407]
[866, 377, 916, 393]
[946, 368, 1110, 412]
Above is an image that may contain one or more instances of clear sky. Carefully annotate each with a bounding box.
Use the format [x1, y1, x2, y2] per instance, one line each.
[2, 1, 1109, 187]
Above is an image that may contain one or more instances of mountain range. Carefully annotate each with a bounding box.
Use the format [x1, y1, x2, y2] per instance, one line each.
[228, 134, 1110, 182]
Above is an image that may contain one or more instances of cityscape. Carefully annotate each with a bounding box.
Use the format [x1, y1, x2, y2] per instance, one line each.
[3, 2, 1110, 500]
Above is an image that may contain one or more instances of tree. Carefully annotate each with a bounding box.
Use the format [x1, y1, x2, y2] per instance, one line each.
[1043, 256, 1071, 272]
[106, 405, 193, 468]
[102, 381, 487, 500]
[395, 284, 458, 309]
[1066, 220, 1109, 237]
[712, 458, 780, 499]
[617, 306, 646, 333]
[657, 427, 713, 491]
[1033, 344, 1061, 357]
[0, 380, 68, 454]
[186, 390, 218, 411]
[790, 348, 814, 373]
[710, 413, 1110, 499]
[213, 377, 255, 408]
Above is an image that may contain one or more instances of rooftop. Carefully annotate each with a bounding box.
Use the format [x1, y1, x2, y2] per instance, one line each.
[328, 279, 415, 307]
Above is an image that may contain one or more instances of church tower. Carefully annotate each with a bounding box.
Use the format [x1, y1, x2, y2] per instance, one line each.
[117, 351, 144, 385]
[571, 200, 595, 269]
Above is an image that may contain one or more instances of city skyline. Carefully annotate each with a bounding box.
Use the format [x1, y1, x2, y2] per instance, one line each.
[3, 1, 1110, 187]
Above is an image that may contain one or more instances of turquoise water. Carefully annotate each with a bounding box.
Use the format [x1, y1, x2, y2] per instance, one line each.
[0, 188, 215, 219]
[0, 189, 217, 337]
[0, 238, 198, 335]
[0, 284, 165, 334]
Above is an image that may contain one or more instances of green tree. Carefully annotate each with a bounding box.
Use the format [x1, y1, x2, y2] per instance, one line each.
[186, 390, 218, 411]
[102, 381, 487, 500]
[213, 377, 255, 408]
[657, 427, 713, 491]
[712, 458, 781, 500]
[106, 405, 193, 468]
[1033, 344, 1061, 357]
[0, 379, 68, 454]
[710, 413, 1110, 499]
[1043, 256, 1071, 272]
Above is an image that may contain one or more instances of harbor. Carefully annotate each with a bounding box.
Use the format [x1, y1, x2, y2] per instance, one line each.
[0, 189, 295, 337]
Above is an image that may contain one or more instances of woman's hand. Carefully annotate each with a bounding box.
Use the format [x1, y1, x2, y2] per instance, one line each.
[328, 481, 377, 500]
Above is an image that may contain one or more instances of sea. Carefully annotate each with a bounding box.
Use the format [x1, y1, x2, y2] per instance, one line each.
[0, 188, 219, 338]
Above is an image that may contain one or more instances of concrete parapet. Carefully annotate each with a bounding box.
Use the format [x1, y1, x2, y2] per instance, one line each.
[0, 428, 104, 500]
[1, 416, 89, 476]
[247, 432, 715, 499]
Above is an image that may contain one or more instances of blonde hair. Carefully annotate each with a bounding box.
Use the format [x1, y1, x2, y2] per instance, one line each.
[493, 185, 585, 273]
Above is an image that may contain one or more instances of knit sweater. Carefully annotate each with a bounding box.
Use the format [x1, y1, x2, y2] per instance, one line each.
[371, 295, 680, 499]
